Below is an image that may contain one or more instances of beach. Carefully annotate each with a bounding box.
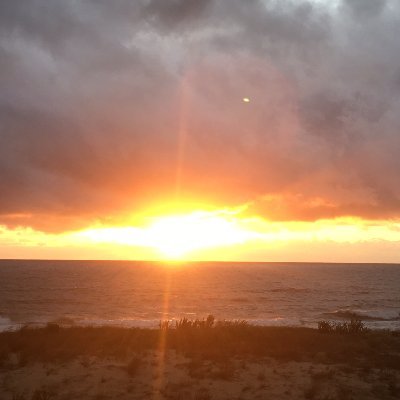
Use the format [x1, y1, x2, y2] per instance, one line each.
[0, 323, 399, 399]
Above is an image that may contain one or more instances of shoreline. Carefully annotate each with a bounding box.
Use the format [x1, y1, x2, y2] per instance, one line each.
[2, 317, 400, 334]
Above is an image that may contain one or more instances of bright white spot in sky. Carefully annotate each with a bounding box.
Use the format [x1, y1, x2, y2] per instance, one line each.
[243, 97, 250, 103]
[262, 0, 339, 12]
[305, 0, 340, 11]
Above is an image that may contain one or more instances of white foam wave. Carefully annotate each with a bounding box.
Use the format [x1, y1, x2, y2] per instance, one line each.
[76, 318, 161, 329]
[0, 316, 17, 332]
[322, 308, 400, 321]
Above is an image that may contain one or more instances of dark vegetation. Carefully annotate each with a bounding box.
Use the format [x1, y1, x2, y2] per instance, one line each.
[0, 317, 399, 371]
[318, 319, 369, 335]
[31, 390, 52, 400]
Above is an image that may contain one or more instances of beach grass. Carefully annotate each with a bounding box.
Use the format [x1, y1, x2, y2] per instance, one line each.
[0, 318, 399, 369]
[0, 319, 399, 399]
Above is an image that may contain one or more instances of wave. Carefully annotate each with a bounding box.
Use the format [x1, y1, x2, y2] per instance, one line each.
[77, 318, 161, 328]
[230, 297, 250, 303]
[321, 309, 400, 322]
[248, 317, 309, 327]
[270, 287, 311, 293]
[0, 315, 16, 332]
[50, 317, 76, 326]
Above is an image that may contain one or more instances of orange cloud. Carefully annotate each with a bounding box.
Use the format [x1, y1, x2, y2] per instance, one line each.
[1, 0, 400, 240]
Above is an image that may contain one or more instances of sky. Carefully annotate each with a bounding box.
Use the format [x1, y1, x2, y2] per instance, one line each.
[1, 0, 400, 261]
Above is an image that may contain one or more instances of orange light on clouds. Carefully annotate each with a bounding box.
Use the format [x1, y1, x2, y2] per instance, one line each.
[2, 206, 400, 262]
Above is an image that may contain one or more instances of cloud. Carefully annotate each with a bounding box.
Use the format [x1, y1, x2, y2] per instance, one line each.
[1, 0, 400, 231]
[342, 0, 387, 19]
[144, 0, 213, 30]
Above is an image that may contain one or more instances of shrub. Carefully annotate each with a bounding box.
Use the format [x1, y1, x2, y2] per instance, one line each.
[317, 320, 333, 334]
[216, 319, 248, 328]
[31, 390, 52, 400]
[159, 320, 170, 330]
[159, 315, 218, 331]
[318, 319, 368, 335]
[347, 319, 369, 334]
[175, 315, 216, 331]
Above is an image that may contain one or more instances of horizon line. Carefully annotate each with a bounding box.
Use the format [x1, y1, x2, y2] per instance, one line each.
[0, 258, 399, 265]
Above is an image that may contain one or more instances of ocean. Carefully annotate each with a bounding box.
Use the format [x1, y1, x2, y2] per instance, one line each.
[0, 260, 399, 331]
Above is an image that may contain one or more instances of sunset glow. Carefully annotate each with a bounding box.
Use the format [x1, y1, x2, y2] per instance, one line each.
[79, 211, 258, 259]
[2, 204, 400, 262]
[1, 0, 400, 263]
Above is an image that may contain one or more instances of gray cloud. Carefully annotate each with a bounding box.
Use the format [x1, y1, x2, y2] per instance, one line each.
[144, 0, 213, 29]
[343, 0, 387, 19]
[1, 0, 400, 230]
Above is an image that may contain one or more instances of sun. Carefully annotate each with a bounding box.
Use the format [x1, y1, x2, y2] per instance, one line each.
[143, 212, 254, 259]
[78, 210, 257, 260]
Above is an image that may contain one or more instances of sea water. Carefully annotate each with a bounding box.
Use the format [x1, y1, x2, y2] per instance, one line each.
[0, 260, 399, 331]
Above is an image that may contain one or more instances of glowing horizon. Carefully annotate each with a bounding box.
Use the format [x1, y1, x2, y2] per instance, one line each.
[2, 202, 400, 262]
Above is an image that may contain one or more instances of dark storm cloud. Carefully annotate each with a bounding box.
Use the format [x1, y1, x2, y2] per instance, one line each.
[343, 0, 387, 19]
[1, 0, 400, 230]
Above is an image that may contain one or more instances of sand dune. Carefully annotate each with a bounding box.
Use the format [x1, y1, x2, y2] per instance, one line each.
[0, 324, 399, 399]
